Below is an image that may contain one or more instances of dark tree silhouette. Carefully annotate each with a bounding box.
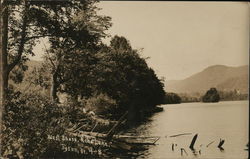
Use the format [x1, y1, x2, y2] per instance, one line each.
[164, 92, 181, 104]
[202, 87, 220, 102]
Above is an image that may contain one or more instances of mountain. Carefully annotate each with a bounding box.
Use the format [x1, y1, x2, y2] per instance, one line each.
[166, 65, 248, 94]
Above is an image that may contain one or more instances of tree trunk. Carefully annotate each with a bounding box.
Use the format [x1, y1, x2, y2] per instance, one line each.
[1, 0, 9, 102]
[51, 72, 59, 103]
[0, 2, 3, 107]
[1, 0, 28, 106]
[0, 0, 9, 149]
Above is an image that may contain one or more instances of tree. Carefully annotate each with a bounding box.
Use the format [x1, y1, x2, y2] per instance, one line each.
[58, 48, 99, 101]
[52, 35, 165, 121]
[1, 0, 33, 103]
[164, 92, 181, 104]
[202, 87, 220, 103]
[0, 0, 111, 100]
[0, 0, 111, 149]
[36, 1, 111, 102]
[91, 36, 166, 121]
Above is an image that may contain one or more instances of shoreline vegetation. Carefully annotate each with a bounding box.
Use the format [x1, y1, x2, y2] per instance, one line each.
[173, 89, 248, 103]
[1, 0, 167, 157]
[202, 88, 220, 103]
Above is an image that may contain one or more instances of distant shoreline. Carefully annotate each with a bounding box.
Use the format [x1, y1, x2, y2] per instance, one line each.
[162, 99, 249, 105]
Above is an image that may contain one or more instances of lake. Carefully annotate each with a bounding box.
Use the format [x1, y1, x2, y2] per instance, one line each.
[124, 100, 249, 158]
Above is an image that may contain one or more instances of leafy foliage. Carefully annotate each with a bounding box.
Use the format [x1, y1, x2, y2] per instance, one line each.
[178, 93, 201, 103]
[202, 87, 220, 103]
[9, 62, 28, 84]
[1, 87, 69, 158]
[84, 93, 118, 118]
[58, 49, 100, 99]
[33, 0, 112, 101]
[218, 90, 248, 101]
[164, 92, 181, 104]
[90, 36, 166, 119]
[37, 36, 166, 120]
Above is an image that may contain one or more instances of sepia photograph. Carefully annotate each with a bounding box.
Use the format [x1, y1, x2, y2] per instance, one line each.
[0, 1, 249, 158]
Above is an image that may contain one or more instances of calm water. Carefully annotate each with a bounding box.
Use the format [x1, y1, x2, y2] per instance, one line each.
[126, 100, 249, 159]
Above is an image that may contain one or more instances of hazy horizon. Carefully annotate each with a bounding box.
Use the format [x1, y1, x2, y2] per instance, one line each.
[31, 1, 249, 81]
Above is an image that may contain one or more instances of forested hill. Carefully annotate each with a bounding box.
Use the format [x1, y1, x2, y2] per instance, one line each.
[166, 65, 248, 94]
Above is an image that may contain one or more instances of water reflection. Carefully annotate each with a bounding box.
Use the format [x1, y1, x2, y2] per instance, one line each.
[119, 101, 248, 158]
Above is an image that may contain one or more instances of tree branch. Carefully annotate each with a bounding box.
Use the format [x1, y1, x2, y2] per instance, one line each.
[41, 39, 57, 71]
[25, 34, 52, 41]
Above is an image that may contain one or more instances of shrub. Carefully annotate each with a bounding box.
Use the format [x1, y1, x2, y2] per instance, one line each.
[1, 87, 68, 158]
[85, 93, 118, 118]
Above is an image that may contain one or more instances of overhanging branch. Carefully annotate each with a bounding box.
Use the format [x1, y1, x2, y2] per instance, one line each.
[25, 34, 52, 41]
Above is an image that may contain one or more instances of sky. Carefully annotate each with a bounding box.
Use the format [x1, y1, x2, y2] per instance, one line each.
[32, 1, 249, 81]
